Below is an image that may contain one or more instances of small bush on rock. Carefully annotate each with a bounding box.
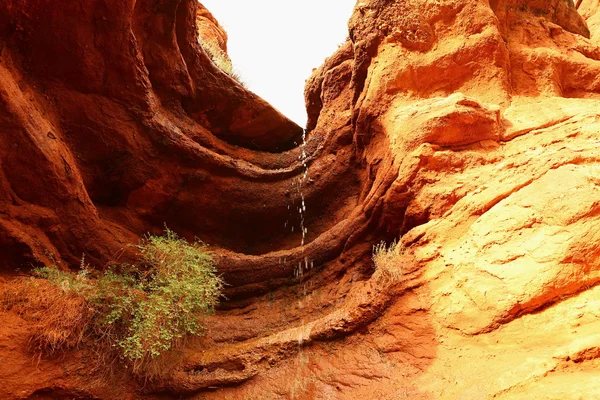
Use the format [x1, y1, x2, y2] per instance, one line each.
[372, 240, 404, 282]
[1, 229, 223, 375]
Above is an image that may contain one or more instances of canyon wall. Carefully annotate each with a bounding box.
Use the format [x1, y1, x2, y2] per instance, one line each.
[1, 0, 600, 399]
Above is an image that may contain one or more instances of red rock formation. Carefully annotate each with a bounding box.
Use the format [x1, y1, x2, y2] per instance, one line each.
[1, 0, 600, 399]
[196, 3, 229, 53]
[0, 0, 302, 271]
[196, 3, 234, 75]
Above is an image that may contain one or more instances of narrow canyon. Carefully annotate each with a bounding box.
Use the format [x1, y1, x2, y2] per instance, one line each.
[1, 0, 600, 399]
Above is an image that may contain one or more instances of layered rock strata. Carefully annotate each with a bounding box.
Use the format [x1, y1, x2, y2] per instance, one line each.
[1, 0, 600, 399]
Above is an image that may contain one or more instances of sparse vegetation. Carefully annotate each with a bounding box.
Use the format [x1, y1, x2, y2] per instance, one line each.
[0, 277, 93, 355]
[0, 228, 223, 376]
[197, 37, 245, 85]
[372, 240, 404, 282]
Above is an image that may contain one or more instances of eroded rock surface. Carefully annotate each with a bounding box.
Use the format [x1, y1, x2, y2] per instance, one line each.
[1, 0, 600, 399]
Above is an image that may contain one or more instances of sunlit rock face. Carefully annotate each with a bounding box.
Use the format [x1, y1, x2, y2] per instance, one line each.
[196, 3, 229, 52]
[1, 0, 600, 399]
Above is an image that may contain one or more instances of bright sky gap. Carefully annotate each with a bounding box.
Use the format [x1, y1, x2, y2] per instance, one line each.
[200, 0, 356, 127]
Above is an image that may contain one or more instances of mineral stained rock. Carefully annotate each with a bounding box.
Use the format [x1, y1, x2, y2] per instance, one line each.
[1, 0, 600, 399]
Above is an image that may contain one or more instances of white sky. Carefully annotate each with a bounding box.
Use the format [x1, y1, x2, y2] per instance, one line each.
[200, 1, 356, 127]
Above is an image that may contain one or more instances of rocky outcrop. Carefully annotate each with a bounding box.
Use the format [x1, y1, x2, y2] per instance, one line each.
[196, 3, 234, 76]
[0, 0, 302, 271]
[580, 0, 600, 43]
[1, 0, 600, 399]
[196, 3, 229, 53]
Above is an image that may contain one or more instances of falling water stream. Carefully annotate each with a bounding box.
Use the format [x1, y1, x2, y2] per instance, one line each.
[291, 128, 312, 398]
[276, 128, 315, 396]
[295, 128, 311, 279]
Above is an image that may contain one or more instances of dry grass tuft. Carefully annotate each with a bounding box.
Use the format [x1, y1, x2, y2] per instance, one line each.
[197, 37, 245, 86]
[198, 37, 233, 74]
[372, 240, 405, 283]
[0, 279, 93, 355]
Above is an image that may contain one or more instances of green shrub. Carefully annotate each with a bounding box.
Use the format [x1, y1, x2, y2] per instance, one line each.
[29, 228, 223, 374]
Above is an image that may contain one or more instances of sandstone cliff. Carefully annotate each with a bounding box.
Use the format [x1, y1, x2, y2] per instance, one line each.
[1, 0, 600, 399]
